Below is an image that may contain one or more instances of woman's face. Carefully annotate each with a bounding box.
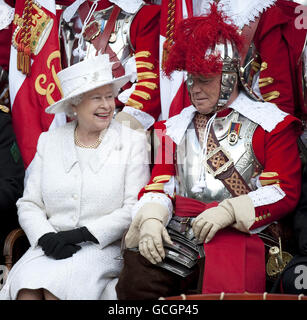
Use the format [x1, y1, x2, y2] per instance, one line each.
[72, 84, 115, 133]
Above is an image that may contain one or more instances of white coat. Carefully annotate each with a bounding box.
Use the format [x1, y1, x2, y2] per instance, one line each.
[0, 119, 150, 300]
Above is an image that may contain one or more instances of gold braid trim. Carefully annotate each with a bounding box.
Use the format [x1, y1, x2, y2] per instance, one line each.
[260, 172, 279, 178]
[251, 61, 261, 73]
[259, 172, 280, 186]
[261, 62, 268, 71]
[260, 179, 280, 186]
[13, 14, 24, 27]
[136, 61, 154, 70]
[144, 183, 164, 191]
[153, 175, 172, 183]
[0, 105, 10, 113]
[132, 90, 151, 100]
[258, 77, 274, 88]
[138, 72, 158, 81]
[162, 0, 175, 68]
[137, 82, 158, 90]
[262, 91, 280, 102]
[126, 98, 143, 109]
[135, 51, 151, 58]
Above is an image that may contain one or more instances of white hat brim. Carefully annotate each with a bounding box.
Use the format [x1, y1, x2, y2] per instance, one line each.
[45, 73, 131, 114]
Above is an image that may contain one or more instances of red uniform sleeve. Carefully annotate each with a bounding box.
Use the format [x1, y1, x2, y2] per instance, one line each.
[250, 115, 302, 229]
[253, 0, 307, 116]
[138, 121, 176, 200]
[127, 4, 161, 123]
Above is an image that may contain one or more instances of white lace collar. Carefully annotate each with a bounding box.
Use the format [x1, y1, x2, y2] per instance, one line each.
[165, 105, 197, 145]
[193, 0, 277, 29]
[231, 92, 288, 131]
[0, 0, 14, 30]
[165, 92, 288, 145]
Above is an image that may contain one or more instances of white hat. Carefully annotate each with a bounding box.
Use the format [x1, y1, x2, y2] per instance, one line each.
[46, 54, 131, 114]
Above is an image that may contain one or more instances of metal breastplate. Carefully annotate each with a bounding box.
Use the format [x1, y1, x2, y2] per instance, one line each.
[176, 111, 261, 203]
[59, 6, 135, 68]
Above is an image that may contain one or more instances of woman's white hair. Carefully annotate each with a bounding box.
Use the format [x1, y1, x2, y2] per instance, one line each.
[65, 94, 83, 119]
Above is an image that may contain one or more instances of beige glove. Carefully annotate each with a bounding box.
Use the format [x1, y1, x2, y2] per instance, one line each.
[115, 111, 144, 130]
[192, 195, 255, 243]
[125, 202, 172, 264]
[138, 218, 173, 264]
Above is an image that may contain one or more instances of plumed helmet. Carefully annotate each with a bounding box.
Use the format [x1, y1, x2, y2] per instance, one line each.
[163, 3, 244, 110]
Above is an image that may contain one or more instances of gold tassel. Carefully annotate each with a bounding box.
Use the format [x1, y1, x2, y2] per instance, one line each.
[162, 40, 171, 70]
[23, 45, 31, 75]
[17, 43, 24, 71]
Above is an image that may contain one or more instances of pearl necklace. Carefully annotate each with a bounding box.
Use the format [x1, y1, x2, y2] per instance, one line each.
[74, 129, 102, 149]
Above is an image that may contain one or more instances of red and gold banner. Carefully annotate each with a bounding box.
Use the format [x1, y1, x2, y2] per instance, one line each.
[10, 0, 65, 168]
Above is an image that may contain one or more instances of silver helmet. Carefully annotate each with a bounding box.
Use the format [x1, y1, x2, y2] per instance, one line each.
[186, 39, 241, 112]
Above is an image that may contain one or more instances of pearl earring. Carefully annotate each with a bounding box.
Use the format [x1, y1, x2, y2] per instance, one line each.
[73, 112, 77, 116]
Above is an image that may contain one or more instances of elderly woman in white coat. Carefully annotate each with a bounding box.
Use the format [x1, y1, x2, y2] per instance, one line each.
[0, 54, 150, 300]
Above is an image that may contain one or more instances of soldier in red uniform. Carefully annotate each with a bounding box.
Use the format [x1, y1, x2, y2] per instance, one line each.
[115, 4, 302, 299]
[245, 0, 307, 118]
[165, 0, 307, 118]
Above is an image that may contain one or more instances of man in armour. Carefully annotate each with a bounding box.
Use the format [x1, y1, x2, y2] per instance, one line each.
[162, 0, 307, 119]
[115, 4, 302, 299]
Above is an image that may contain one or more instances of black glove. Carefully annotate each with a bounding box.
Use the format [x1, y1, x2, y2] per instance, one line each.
[38, 232, 81, 260]
[56, 227, 99, 245]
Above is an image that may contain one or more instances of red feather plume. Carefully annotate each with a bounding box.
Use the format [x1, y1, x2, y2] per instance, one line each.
[163, 3, 244, 77]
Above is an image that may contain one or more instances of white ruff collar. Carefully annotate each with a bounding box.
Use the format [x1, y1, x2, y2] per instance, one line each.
[165, 92, 288, 145]
[193, 0, 277, 29]
[0, 0, 14, 30]
[165, 105, 197, 145]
